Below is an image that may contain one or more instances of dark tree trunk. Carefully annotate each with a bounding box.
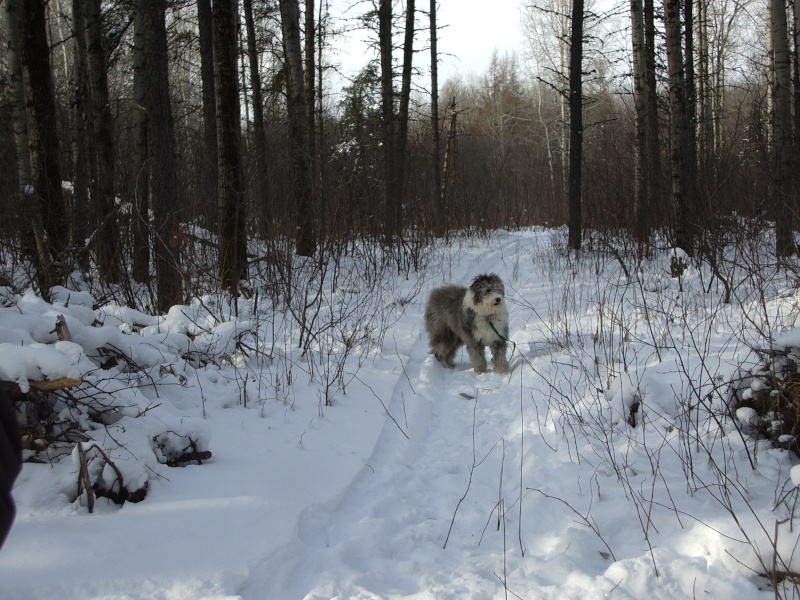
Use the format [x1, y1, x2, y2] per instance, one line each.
[316, 0, 327, 218]
[664, 0, 696, 255]
[697, 0, 713, 188]
[567, 0, 584, 251]
[378, 0, 397, 244]
[4, 0, 50, 293]
[86, 0, 122, 283]
[644, 0, 660, 210]
[214, 0, 248, 289]
[197, 0, 219, 231]
[13, 0, 70, 295]
[304, 0, 317, 190]
[279, 0, 316, 256]
[683, 0, 700, 228]
[71, 0, 91, 269]
[21, 0, 70, 260]
[440, 98, 458, 229]
[393, 0, 415, 241]
[772, 0, 794, 256]
[430, 0, 444, 236]
[141, 0, 184, 311]
[631, 0, 660, 243]
[243, 0, 271, 231]
[631, 0, 648, 240]
[794, 0, 800, 156]
[132, 4, 150, 284]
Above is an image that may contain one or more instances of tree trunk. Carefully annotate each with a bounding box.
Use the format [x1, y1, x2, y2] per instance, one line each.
[141, 0, 184, 311]
[279, 0, 316, 256]
[567, 0, 584, 251]
[71, 0, 90, 269]
[644, 0, 660, 214]
[771, 0, 794, 256]
[132, 4, 150, 284]
[664, 0, 696, 255]
[683, 0, 700, 229]
[214, 0, 248, 288]
[197, 0, 219, 231]
[86, 0, 122, 283]
[4, 0, 50, 293]
[631, 0, 649, 241]
[441, 98, 458, 229]
[697, 0, 712, 187]
[631, 0, 660, 242]
[430, 0, 444, 236]
[316, 0, 327, 218]
[792, 0, 800, 201]
[393, 0, 415, 241]
[243, 0, 271, 232]
[379, 0, 397, 244]
[19, 0, 70, 290]
[304, 0, 317, 191]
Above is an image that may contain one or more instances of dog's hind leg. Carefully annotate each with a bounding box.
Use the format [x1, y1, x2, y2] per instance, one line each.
[430, 330, 459, 369]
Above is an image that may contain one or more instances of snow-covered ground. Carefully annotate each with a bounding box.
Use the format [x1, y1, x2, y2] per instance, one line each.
[0, 228, 798, 599]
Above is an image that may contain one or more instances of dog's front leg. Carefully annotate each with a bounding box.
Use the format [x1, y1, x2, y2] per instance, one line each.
[491, 341, 510, 374]
[466, 342, 488, 373]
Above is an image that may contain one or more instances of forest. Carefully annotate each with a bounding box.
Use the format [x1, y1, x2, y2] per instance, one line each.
[0, 0, 789, 308]
[6, 2, 800, 597]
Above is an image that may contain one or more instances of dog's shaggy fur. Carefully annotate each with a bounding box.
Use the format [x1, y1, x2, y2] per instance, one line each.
[424, 273, 510, 374]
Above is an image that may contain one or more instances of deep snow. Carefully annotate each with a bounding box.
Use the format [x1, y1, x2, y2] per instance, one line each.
[0, 228, 797, 599]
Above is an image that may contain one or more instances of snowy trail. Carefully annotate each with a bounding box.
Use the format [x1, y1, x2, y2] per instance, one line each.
[0, 229, 785, 599]
[236, 231, 774, 599]
[239, 330, 514, 598]
[238, 234, 541, 598]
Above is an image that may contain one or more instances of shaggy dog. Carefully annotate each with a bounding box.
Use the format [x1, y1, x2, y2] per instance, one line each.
[424, 273, 510, 374]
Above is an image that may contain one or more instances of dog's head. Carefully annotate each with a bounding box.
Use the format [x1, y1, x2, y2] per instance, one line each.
[467, 273, 505, 315]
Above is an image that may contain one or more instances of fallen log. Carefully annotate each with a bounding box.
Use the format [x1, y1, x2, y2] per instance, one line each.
[28, 378, 83, 392]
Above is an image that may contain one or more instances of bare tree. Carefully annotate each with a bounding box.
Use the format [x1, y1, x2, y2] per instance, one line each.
[429, 0, 444, 235]
[305, 0, 317, 191]
[567, 0, 584, 251]
[10, 0, 71, 293]
[378, 0, 415, 244]
[85, 0, 122, 283]
[71, 0, 91, 269]
[131, 4, 150, 284]
[197, 0, 219, 230]
[140, 0, 184, 311]
[664, 0, 697, 254]
[279, 0, 316, 256]
[631, 0, 660, 242]
[378, 0, 397, 244]
[643, 0, 660, 224]
[243, 0, 272, 230]
[771, 0, 794, 256]
[4, 0, 38, 277]
[394, 0, 416, 241]
[214, 0, 248, 288]
[522, 0, 571, 199]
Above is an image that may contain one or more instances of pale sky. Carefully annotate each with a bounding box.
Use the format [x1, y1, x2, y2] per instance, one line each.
[330, 0, 525, 84]
[435, 0, 525, 80]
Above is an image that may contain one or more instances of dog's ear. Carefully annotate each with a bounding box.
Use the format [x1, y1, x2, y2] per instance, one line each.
[470, 274, 489, 289]
[471, 273, 503, 292]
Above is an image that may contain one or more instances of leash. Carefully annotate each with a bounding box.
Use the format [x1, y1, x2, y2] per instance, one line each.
[489, 320, 509, 343]
[489, 320, 539, 375]
[489, 320, 520, 373]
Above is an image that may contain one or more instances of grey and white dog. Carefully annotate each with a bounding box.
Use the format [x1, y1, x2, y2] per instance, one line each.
[424, 273, 510, 374]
